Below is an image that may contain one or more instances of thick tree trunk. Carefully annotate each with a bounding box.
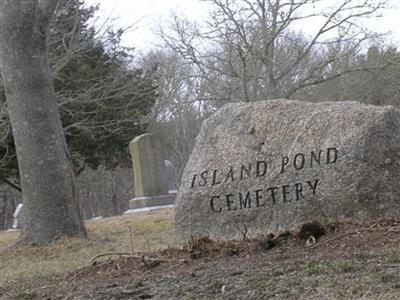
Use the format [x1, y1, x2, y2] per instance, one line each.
[0, 0, 86, 243]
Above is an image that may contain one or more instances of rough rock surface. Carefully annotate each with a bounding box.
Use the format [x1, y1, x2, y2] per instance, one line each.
[175, 100, 400, 242]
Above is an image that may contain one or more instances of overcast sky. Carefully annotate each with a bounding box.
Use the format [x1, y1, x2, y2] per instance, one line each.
[85, 0, 400, 51]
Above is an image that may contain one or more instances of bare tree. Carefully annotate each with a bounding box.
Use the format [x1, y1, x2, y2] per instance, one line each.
[0, 0, 86, 243]
[159, 0, 389, 103]
[149, 0, 392, 182]
[142, 50, 209, 181]
[297, 44, 400, 107]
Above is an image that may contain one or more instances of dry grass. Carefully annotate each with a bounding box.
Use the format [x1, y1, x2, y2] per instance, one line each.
[0, 209, 175, 294]
[1, 212, 399, 300]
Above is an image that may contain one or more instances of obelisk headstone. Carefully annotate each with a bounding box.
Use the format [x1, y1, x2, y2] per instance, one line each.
[128, 133, 176, 209]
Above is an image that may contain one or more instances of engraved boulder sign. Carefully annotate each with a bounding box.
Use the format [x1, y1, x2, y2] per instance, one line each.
[175, 100, 400, 242]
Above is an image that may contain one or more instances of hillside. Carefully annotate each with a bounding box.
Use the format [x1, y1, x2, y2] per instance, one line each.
[0, 209, 399, 300]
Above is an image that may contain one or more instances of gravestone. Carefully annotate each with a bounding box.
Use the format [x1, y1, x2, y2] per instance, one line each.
[128, 134, 176, 210]
[165, 160, 178, 192]
[175, 100, 400, 242]
[11, 203, 24, 229]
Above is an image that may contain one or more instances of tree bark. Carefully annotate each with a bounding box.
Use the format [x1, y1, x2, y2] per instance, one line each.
[0, 0, 86, 243]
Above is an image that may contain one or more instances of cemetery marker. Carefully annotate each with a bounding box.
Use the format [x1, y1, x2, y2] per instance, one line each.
[175, 100, 400, 242]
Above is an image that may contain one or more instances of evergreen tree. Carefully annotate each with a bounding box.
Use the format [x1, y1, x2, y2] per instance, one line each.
[0, 0, 157, 188]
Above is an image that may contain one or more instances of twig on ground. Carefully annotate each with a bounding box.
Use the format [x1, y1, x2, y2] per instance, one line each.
[307, 223, 400, 250]
[73, 265, 93, 278]
[91, 252, 187, 265]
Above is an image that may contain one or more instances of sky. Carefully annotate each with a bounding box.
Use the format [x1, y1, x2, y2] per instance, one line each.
[85, 0, 210, 51]
[85, 0, 400, 51]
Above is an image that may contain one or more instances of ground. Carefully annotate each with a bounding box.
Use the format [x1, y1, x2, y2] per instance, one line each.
[0, 209, 399, 299]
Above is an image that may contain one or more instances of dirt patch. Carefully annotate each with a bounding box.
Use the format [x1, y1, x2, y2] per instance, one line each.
[4, 220, 399, 300]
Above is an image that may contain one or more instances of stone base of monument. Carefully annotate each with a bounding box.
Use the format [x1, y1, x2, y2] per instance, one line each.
[128, 193, 176, 210]
[124, 204, 175, 215]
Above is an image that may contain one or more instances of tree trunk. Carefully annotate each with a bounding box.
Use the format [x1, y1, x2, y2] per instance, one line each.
[0, 0, 86, 243]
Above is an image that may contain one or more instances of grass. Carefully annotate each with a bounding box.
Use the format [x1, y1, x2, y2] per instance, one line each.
[0, 209, 175, 294]
[305, 259, 358, 276]
[305, 259, 325, 276]
[333, 260, 357, 273]
[242, 272, 271, 289]
[385, 253, 400, 265]
[1, 212, 399, 299]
